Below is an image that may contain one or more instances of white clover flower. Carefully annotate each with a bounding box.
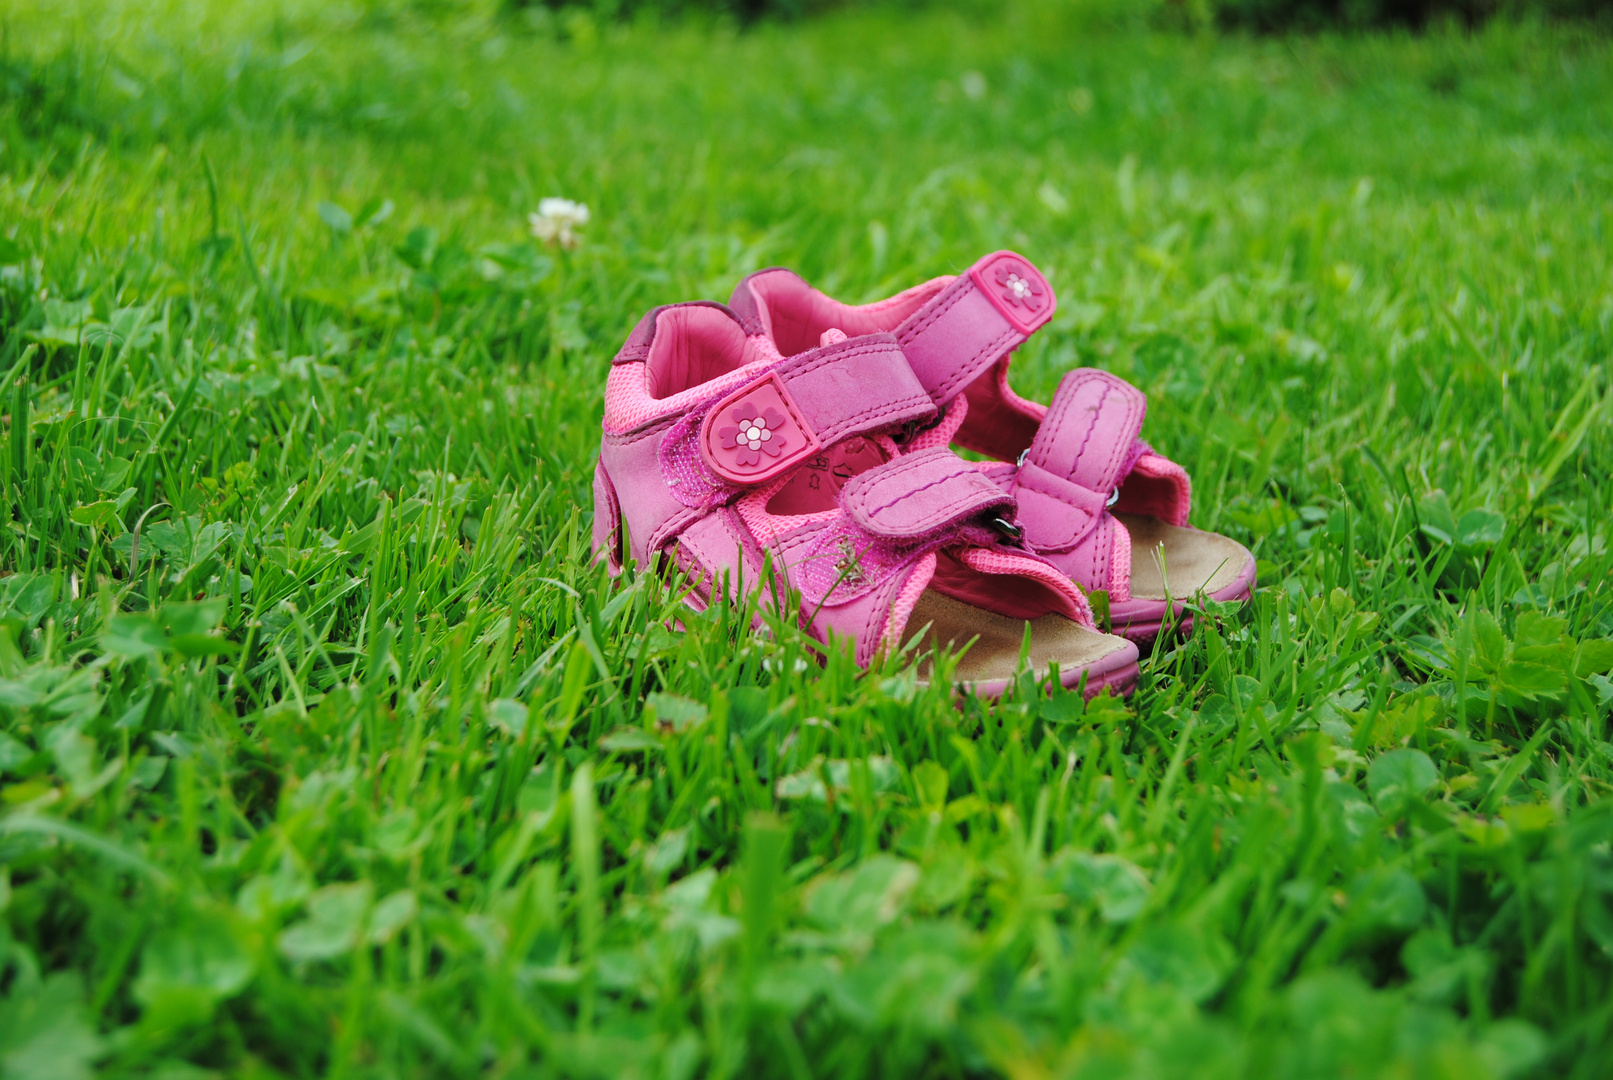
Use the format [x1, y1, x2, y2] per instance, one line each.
[529, 197, 590, 250]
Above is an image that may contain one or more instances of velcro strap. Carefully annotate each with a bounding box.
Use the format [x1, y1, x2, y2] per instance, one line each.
[840, 448, 1014, 542]
[896, 251, 1056, 406]
[1025, 369, 1146, 495]
[1012, 461, 1110, 552]
[698, 334, 935, 486]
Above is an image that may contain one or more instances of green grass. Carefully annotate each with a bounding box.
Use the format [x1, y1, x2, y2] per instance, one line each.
[1, 1, 1612, 1076]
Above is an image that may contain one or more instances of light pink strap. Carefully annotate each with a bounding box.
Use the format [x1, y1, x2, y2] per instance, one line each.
[896, 251, 1056, 407]
[1026, 370, 1146, 494]
[1012, 370, 1145, 553]
[840, 448, 1013, 542]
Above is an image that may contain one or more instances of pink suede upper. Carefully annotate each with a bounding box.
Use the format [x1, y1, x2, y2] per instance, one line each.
[840, 448, 1012, 543]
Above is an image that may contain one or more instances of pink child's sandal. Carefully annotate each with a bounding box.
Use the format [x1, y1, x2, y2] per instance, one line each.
[592, 300, 1139, 697]
[729, 251, 1256, 641]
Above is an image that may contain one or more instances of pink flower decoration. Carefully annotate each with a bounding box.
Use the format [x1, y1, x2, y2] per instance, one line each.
[718, 406, 788, 468]
[993, 263, 1046, 312]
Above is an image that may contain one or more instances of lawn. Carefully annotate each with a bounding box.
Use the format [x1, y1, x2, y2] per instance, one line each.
[1, 0, 1611, 1076]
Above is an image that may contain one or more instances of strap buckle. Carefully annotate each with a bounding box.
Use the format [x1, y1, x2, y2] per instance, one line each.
[990, 516, 1025, 546]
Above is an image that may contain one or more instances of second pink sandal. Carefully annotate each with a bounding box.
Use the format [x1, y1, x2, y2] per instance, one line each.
[728, 251, 1256, 641]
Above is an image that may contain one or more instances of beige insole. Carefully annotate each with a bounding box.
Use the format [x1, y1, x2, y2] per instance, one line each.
[906, 591, 1129, 684]
[1116, 514, 1249, 601]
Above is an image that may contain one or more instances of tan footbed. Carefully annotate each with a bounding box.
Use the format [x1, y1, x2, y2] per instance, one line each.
[906, 590, 1130, 684]
[1115, 513, 1250, 601]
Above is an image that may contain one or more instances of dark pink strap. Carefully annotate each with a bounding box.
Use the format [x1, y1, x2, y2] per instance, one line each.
[697, 334, 936, 486]
[896, 251, 1056, 407]
[1012, 370, 1146, 553]
[841, 448, 1013, 542]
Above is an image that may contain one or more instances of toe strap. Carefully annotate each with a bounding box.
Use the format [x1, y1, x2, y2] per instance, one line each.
[841, 448, 1014, 543]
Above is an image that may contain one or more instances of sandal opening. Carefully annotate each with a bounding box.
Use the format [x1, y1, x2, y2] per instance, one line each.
[644, 304, 765, 399]
[1115, 513, 1255, 601]
[743, 270, 947, 356]
[765, 438, 887, 516]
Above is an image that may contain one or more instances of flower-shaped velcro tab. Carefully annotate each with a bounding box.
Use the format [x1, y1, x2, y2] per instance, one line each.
[698, 373, 822, 486]
[994, 261, 1046, 312]
[718, 406, 788, 466]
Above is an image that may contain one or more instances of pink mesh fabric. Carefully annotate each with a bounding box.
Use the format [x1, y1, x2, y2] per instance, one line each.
[884, 551, 938, 652]
[905, 390, 971, 454]
[733, 485, 839, 548]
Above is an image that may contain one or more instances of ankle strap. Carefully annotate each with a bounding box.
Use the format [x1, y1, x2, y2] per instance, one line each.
[694, 333, 934, 486]
[896, 250, 1056, 407]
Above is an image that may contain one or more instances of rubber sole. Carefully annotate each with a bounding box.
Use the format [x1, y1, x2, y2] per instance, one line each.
[1108, 554, 1258, 644]
[955, 633, 1140, 701]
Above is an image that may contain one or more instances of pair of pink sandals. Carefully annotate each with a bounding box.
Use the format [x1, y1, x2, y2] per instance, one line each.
[592, 251, 1255, 698]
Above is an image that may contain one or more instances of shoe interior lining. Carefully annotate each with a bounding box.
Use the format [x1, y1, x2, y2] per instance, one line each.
[765, 438, 887, 516]
[747, 272, 946, 357]
[907, 590, 1127, 685]
[1116, 513, 1251, 601]
[645, 304, 759, 399]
